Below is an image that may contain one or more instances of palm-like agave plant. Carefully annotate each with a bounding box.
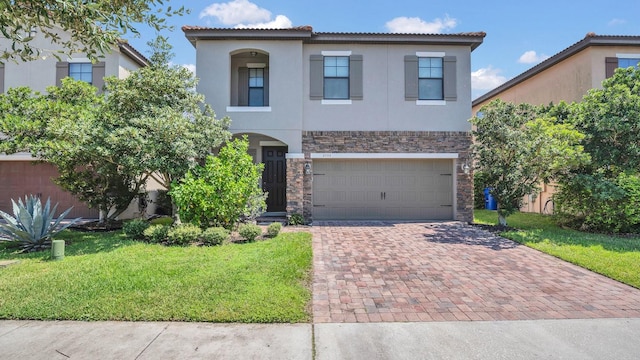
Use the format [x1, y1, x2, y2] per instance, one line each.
[0, 195, 81, 252]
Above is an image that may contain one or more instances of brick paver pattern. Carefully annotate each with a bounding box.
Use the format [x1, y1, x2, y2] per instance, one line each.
[311, 221, 640, 323]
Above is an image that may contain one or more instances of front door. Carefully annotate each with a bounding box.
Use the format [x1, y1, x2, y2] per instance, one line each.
[262, 147, 287, 212]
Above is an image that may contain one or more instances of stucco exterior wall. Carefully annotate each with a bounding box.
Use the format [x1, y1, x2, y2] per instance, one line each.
[195, 39, 304, 152]
[302, 44, 473, 132]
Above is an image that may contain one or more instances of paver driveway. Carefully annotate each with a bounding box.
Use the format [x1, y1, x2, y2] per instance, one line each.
[311, 221, 640, 323]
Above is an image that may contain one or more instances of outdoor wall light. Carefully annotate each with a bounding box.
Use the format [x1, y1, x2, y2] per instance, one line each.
[461, 162, 471, 175]
[304, 163, 312, 175]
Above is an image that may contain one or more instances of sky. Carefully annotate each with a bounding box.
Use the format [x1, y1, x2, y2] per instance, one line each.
[126, 0, 640, 100]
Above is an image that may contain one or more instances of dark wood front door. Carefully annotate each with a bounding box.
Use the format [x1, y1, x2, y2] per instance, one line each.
[262, 147, 287, 212]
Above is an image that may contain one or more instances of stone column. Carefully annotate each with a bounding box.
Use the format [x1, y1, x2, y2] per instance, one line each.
[286, 158, 304, 216]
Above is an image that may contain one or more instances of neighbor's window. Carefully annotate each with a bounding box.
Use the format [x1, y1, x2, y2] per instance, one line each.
[619, 58, 640, 69]
[69, 63, 93, 84]
[418, 57, 443, 100]
[248, 68, 264, 106]
[324, 56, 349, 99]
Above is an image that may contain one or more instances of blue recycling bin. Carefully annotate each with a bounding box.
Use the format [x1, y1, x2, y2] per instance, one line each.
[483, 187, 498, 210]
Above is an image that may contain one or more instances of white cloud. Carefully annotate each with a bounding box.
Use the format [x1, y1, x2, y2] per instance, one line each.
[385, 15, 457, 33]
[518, 50, 549, 64]
[472, 66, 507, 90]
[608, 18, 626, 26]
[200, 0, 291, 29]
[235, 14, 292, 29]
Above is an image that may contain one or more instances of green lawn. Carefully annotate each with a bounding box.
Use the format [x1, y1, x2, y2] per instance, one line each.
[475, 210, 640, 289]
[0, 230, 312, 322]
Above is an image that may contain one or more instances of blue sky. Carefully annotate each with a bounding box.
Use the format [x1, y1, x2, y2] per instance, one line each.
[126, 0, 640, 99]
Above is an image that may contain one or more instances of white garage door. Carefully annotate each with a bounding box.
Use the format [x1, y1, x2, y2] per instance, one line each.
[312, 159, 454, 220]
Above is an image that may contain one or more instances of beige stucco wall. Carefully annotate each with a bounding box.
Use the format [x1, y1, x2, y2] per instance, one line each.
[473, 45, 640, 114]
[0, 28, 143, 93]
[302, 44, 473, 132]
[195, 39, 304, 153]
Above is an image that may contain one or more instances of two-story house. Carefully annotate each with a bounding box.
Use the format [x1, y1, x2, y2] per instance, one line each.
[472, 33, 640, 213]
[183, 26, 484, 222]
[0, 29, 148, 218]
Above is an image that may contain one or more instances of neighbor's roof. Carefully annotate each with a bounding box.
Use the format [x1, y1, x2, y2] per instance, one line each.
[117, 40, 149, 67]
[472, 33, 640, 106]
[181, 26, 485, 50]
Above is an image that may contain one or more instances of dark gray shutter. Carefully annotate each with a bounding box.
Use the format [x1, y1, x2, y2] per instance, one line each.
[92, 61, 106, 92]
[310, 54, 323, 100]
[56, 61, 69, 86]
[605, 57, 618, 78]
[0, 63, 4, 93]
[443, 56, 457, 101]
[404, 55, 418, 100]
[238, 67, 248, 106]
[350, 54, 363, 100]
[264, 67, 269, 106]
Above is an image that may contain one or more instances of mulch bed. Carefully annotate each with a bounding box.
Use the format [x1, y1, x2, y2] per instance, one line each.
[69, 220, 124, 232]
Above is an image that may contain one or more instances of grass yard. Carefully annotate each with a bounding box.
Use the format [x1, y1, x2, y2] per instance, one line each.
[475, 210, 640, 289]
[0, 230, 312, 322]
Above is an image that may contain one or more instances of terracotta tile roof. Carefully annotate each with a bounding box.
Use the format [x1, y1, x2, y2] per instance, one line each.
[473, 33, 640, 106]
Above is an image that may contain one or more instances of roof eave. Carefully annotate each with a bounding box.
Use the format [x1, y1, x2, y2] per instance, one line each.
[472, 35, 640, 106]
[117, 41, 149, 67]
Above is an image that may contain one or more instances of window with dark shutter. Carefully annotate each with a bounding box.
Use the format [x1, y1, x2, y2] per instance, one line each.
[310, 53, 363, 101]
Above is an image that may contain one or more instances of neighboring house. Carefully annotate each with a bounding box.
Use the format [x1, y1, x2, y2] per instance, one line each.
[472, 33, 640, 213]
[183, 26, 485, 222]
[0, 29, 149, 218]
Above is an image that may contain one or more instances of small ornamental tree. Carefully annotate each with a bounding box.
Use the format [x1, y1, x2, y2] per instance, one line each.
[171, 138, 267, 230]
[471, 99, 587, 226]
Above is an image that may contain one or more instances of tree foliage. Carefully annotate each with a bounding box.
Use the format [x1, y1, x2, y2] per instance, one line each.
[0, 37, 231, 222]
[0, 0, 185, 62]
[170, 138, 267, 230]
[554, 66, 640, 232]
[470, 99, 587, 225]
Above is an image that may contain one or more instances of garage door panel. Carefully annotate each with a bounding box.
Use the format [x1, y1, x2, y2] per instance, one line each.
[313, 159, 454, 220]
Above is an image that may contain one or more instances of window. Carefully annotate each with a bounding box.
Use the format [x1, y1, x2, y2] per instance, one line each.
[309, 54, 363, 102]
[69, 63, 93, 84]
[324, 56, 349, 99]
[404, 54, 456, 102]
[619, 58, 640, 69]
[248, 68, 264, 106]
[418, 57, 443, 100]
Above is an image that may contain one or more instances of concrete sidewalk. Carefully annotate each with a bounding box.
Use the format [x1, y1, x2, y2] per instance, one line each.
[2, 319, 640, 359]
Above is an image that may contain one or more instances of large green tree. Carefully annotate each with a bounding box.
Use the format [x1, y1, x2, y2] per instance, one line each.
[0, 37, 230, 222]
[471, 99, 587, 225]
[554, 66, 640, 232]
[0, 0, 185, 62]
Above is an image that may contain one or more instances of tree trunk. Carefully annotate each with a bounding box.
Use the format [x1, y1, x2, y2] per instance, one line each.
[99, 209, 106, 223]
[172, 201, 181, 225]
[498, 213, 507, 226]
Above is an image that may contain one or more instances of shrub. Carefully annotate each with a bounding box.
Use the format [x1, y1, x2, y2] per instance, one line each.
[144, 224, 169, 244]
[238, 223, 262, 242]
[122, 219, 149, 240]
[170, 138, 267, 230]
[555, 173, 640, 233]
[266, 222, 282, 238]
[473, 171, 490, 210]
[201, 227, 230, 246]
[288, 213, 305, 226]
[167, 224, 202, 246]
[0, 195, 80, 252]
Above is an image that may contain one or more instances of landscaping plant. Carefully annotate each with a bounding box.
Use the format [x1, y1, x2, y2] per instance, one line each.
[266, 222, 282, 238]
[238, 224, 262, 242]
[122, 219, 149, 240]
[166, 224, 202, 246]
[288, 213, 305, 226]
[201, 227, 230, 246]
[171, 138, 266, 229]
[0, 195, 81, 252]
[143, 224, 169, 244]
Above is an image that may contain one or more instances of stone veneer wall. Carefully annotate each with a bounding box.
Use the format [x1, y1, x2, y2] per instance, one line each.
[300, 131, 474, 223]
[285, 158, 305, 217]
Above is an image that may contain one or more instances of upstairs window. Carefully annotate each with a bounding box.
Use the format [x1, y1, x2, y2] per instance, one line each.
[323, 56, 349, 99]
[619, 58, 640, 69]
[248, 68, 264, 106]
[69, 63, 93, 84]
[418, 57, 443, 100]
